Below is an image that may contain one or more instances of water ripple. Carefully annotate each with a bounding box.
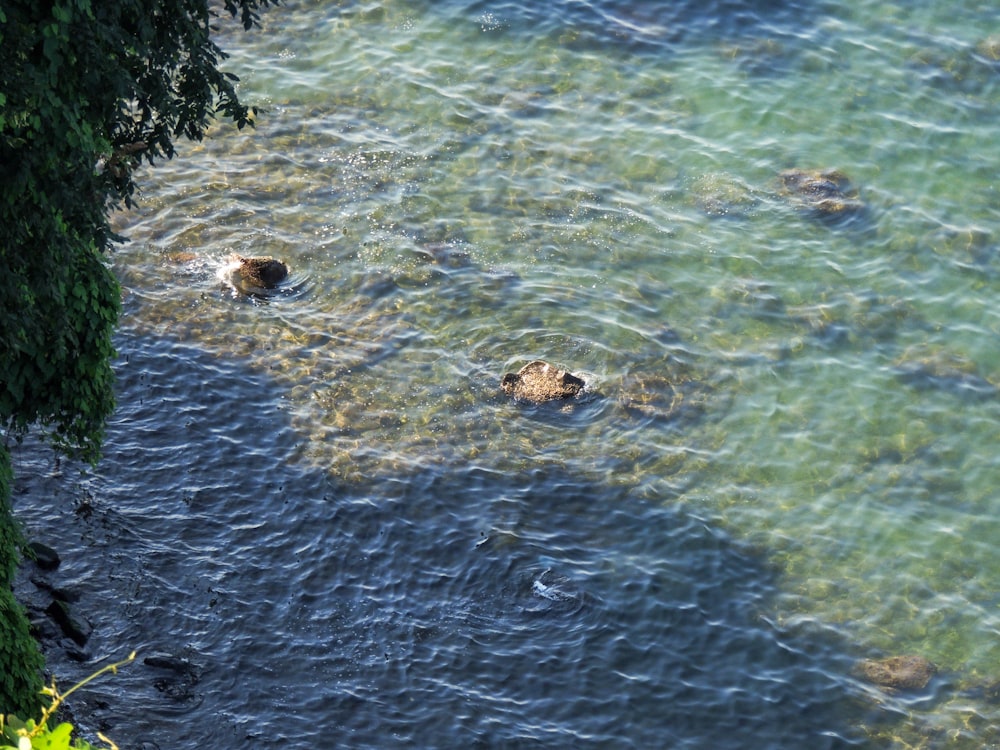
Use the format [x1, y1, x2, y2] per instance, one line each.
[14, 0, 1000, 747]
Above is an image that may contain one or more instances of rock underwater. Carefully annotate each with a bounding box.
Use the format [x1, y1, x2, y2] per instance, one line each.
[501, 360, 585, 404]
[777, 168, 866, 222]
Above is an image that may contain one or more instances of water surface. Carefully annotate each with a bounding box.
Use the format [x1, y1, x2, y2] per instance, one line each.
[12, 1, 1000, 747]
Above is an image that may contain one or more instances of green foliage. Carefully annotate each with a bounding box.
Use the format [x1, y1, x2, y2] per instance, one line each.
[0, 446, 44, 718]
[0, 447, 19, 583]
[0, 716, 99, 750]
[0, 0, 278, 463]
[0, 590, 44, 720]
[0, 0, 277, 723]
[1, 652, 136, 750]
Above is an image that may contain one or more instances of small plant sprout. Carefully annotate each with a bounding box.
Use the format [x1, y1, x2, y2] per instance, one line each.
[1, 651, 136, 750]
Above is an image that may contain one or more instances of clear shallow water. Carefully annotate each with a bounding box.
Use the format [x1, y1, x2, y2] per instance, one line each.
[10, 0, 1000, 747]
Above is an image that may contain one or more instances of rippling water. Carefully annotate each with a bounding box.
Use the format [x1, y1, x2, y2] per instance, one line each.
[11, 0, 1000, 747]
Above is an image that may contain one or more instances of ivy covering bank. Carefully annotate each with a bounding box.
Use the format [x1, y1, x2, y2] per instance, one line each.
[0, 0, 277, 724]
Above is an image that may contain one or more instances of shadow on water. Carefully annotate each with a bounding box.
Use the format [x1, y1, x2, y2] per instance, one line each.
[11, 331, 884, 748]
[322, 465, 875, 749]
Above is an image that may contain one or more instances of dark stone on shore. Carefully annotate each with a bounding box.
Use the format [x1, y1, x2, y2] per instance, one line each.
[777, 168, 866, 222]
[65, 646, 91, 662]
[855, 654, 936, 691]
[15, 541, 99, 663]
[45, 599, 93, 647]
[28, 541, 60, 570]
[26, 606, 62, 643]
[30, 574, 79, 603]
[235, 255, 289, 288]
[501, 361, 585, 403]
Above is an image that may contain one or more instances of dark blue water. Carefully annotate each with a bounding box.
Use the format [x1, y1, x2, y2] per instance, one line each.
[15, 335, 869, 748]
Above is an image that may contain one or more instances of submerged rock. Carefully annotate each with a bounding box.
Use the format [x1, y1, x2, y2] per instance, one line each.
[976, 35, 1000, 63]
[717, 37, 791, 76]
[893, 345, 997, 400]
[415, 241, 474, 270]
[166, 251, 198, 264]
[501, 360, 585, 403]
[616, 371, 714, 431]
[788, 292, 916, 348]
[234, 255, 289, 288]
[855, 654, 936, 691]
[145, 652, 202, 702]
[777, 168, 865, 222]
[690, 172, 760, 218]
[906, 37, 1000, 94]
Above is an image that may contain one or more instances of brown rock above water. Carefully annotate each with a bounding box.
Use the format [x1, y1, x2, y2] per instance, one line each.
[235, 255, 289, 288]
[501, 361, 585, 403]
[855, 654, 936, 691]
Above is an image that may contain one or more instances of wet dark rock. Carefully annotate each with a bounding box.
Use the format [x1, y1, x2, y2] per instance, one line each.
[26, 607, 62, 643]
[16, 548, 93, 658]
[45, 599, 92, 647]
[145, 653, 198, 675]
[30, 574, 79, 603]
[777, 168, 865, 222]
[234, 255, 289, 288]
[501, 360, 585, 403]
[855, 654, 936, 691]
[28, 541, 60, 570]
[64, 645, 91, 662]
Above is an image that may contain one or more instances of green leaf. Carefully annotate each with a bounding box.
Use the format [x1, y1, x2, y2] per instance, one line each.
[32, 722, 74, 750]
[51, 5, 73, 24]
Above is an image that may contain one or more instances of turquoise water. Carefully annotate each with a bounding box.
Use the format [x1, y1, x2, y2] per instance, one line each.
[11, 1, 1000, 747]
